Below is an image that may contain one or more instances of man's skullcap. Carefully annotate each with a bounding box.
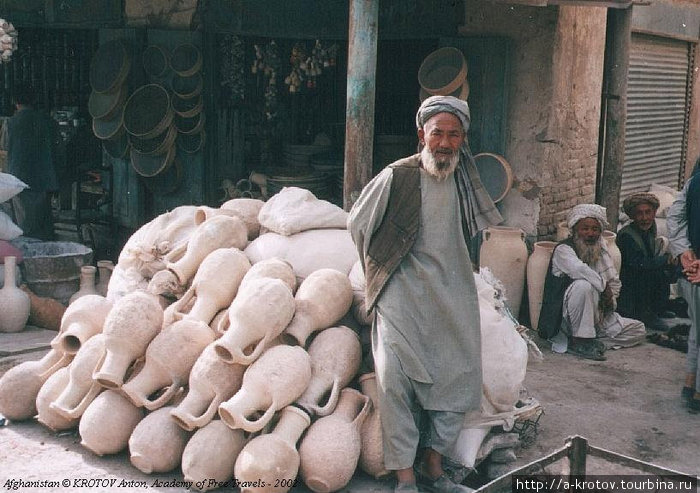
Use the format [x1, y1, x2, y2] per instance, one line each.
[567, 203, 609, 230]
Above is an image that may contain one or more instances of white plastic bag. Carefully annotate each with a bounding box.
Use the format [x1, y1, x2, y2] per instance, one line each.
[258, 187, 348, 236]
[0, 210, 22, 240]
[0, 172, 28, 203]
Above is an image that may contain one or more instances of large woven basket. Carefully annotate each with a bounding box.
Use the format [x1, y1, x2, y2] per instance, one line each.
[89, 40, 130, 94]
[123, 84, 173, 139]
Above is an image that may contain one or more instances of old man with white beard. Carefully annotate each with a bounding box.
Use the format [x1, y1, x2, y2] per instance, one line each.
[348, 95, 501, 493]
[538, 204, 646, 361]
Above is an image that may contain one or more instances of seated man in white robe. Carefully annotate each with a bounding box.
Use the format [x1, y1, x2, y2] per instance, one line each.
[538, 204, 646, 360]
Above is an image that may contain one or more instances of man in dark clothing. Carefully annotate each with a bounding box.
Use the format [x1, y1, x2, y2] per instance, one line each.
[616, 192, 675, 327]
[0, 88, 58, 240]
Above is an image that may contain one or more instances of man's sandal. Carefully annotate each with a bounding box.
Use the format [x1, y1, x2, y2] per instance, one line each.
[567, 339, 606, 361]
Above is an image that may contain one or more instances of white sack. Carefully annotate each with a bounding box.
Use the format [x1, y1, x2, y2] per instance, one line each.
[258, 187, 348, 236]
[244, 228, 358, 281]
[0, 210, 22, 240]
[0, 172, 28, 203]
[648, 183, 678, 219]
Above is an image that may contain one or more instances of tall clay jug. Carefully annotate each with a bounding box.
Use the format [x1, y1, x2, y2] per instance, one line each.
[556, 220, 569, 241]
[479, 226, 528, 319]
[54, 294, 113, 355]
[79, 389, 144, 456]
[171, 343, 246, 432]
[0, 255, 30, 333]
[218, 345, 312, 433]
[239, 257, 297, 294]
[36, 366, 79, 432]
[299, 388, 370, 493]
[296, 326, 361, 417]
[282, 268, 353, 347]
[603, 230, 622, 273]
[182, 419, 249, 492]
[234, 405, 311, 493]
[129, 406, 192, 474]
[214, 278, 295, 365]
[95, 260, 114, 297]
[220, 197, 265, 240]
[526, 241, 557, 331]
[358, 373, 389, 479]
[50, 334, 105, 419]
[92, 291, 163, 389]
[122, 319, 214, 410]
[69, 266, 98, 305]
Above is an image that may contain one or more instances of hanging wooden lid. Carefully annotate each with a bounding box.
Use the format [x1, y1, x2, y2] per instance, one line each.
[418, 47, 467, 96]
[129, 124, 178, 155]
[130, 142, 176, 177]
[177, 129, 206, 154]
[172, 72, 203, 99]
[92, 104, 125, 140]
[90, 40, 130, 94]
[473, 152, 513, 204]
[175, 111, 205, 135]
[102, 130, 130, 160]
[170, 43, 202, 77]
[123, 84, 174, 139]
[143, 45, 169, 79]
[88, 84, 126, 120]
[172, 94, 203, 118]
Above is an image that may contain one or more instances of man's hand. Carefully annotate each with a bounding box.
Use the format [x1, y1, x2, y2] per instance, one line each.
[680, 250, 700, 283]
[599, 284, 615, 314]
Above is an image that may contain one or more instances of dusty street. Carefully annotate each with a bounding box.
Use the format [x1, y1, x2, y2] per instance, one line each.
[1, 334, 698, 493]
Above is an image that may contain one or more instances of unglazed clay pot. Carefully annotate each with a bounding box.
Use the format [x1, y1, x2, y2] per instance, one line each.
[95, 260, 114, 297]
[54, 294, 113, 355]
[167, 215, 249, 286]
[479, 226, 528, 318]
[526, 241, 557, 331]
[299, 388, 370, 493]
[69, 265, 98, 305]
[234, 405, 311, 493]
[193, 205, 239, 225]
[163, 248, 250, 327]
[79, 389, 144, 456]
[20, 285, 66, 331]
[122, 319, 214, 410]
[296, 326, 361, 417]
[358, 373, 389, 479]
[218, 345, 311, 433]
[129, 406, 192, 474]
[239, 257, 297, 294]
[171, 343, 246, 431]
[36, 366, 79, 432]
[214, 278, 295, 365]
[0, 255, 30, 333]
[603, 230, 622, 273]
[50, 334, 105, 419]
[182, 420, 248, 491]
[220, 197, 264, 240]
[282, 268, 353, 348]
[93, 291, 164, 389]
[0, 348, 72, 421]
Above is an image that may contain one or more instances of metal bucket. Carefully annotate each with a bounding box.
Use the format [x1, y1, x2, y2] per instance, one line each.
[21, 242, 94, 305]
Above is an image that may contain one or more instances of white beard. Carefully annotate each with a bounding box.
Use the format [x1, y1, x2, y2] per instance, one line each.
[573, 233, 603, 266]
[421, 146, 459, 181]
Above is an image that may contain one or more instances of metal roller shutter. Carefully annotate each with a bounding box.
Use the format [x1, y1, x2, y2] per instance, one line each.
[621, 34, 691, 197]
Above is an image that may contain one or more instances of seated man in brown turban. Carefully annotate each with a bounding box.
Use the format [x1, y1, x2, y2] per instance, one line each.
[616, 192, 676, 327]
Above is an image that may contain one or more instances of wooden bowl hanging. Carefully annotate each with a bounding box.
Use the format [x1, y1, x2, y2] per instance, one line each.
[175, 111, 205, 135]
[129, 124, 178, 156]
[89, 40, 130, 94]
[123, 84, 174, 139]
[172, 72, 203, 99]
[130, 142, 176, 177]
[88, 84, 126, 120]
[473, 152, 513, 204]
[92, 105, 125, 140]
[172, 94, 203, 118]
[143, 45, 170, 80]
[170, 43, 202, 77]
[177, 129, 206, 154]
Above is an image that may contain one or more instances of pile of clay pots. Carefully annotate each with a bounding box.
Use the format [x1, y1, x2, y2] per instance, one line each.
[0, 195, 387, 493]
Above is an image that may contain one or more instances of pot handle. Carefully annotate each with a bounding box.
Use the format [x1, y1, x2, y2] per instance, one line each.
[237, 401, 276, 432]
[37, 352, 72, 380]
[314, 377, 341, 416]
[351, 393, 371, 428]
[52, 381, 102, 419]
[143, 382, 182, 411]
[188, 395, 224, 429]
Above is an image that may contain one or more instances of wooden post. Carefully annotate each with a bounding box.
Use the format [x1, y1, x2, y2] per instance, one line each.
[568, 435, 588, 477]
[343, 0, 379, 211]
[598, 6, 632, 230]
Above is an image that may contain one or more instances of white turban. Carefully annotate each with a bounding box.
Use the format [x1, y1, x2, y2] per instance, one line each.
[567, 203, 608, 231]
[415, 95, 471, 133]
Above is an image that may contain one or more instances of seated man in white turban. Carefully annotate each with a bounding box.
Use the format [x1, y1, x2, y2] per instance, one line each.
[537, 204, 646, 360]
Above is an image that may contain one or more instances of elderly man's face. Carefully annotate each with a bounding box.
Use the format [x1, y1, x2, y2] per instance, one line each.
[418, 112, 464, 165]
[631, 203, 656, 231]
[574, 218, 602, 245]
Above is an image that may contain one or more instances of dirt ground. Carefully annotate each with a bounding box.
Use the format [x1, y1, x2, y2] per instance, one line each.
[1, 335, 698, 492]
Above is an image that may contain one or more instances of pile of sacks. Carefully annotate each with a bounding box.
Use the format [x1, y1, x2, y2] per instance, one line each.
[0, 186, 538, 491]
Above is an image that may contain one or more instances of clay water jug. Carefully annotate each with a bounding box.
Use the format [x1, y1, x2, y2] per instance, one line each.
[193, 205, 239, 225]
[603, 230, 622, 273]
[479, 226, 528, 319]
[54, 294, 113, 355]
[168, 215, 249, 286]
[171, 343, 246, 431]
[93, 291, 164, 389]
[79, 389, 144, 456]
[69, 266, 98, 305]
[296, 326, 361, 417]
[526, 241, 557, 331]
[50, 334, 105, 419]
[220, 197, 265, 240]
[182, 420, 248, 491]
[299, 388, 370, 493]
[239, 257, 297, 294]
[0, 348, 72, 421]
[20, 285, 66, 331]
[218, 345, 312, 432]
[556, 220, 570, 241]
[357, 373, 389, 479]
[163, 248, 251, 327]
[234, 405, 311, 493]
[129, 406, 192, 473]
[0, 255, 30, 333]
[96, 260, 114, 297]
[214, 278, 295, 365]
[36, 366, 79, 432]
[122, 319, 215, 410]
[282, 268, 353, 347]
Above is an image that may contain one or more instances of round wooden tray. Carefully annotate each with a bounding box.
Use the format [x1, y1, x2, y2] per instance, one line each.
[130, 142, 176, 177]
[123, 84, 173, 139]
[170, 43, 202, 77]
[473, 152, 513, 203]
[89, 40, 130, 94]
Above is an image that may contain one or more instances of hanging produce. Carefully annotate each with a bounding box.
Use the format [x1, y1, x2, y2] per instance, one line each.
[284, 39, 338, 93]
[0, 18, 18, 63]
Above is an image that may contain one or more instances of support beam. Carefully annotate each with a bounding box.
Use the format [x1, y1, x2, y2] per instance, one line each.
[343, 0, 378, 211]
